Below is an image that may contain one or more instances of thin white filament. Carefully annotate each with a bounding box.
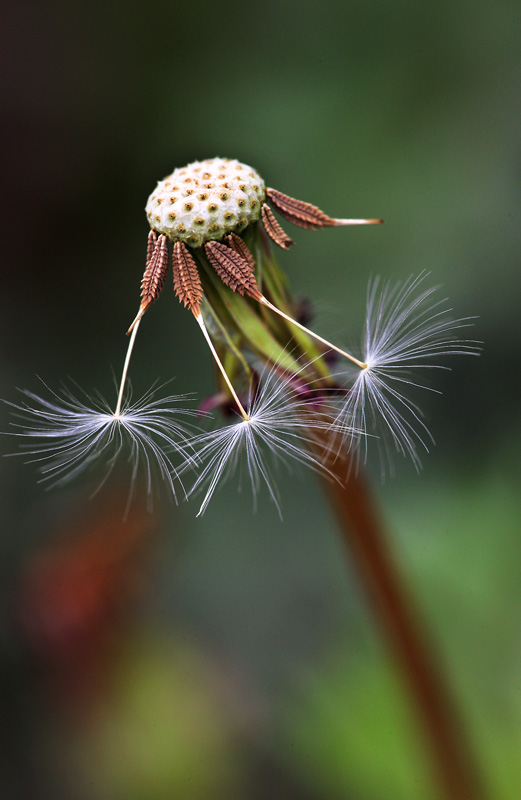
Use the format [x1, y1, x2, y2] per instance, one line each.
[195, 313, 250, 420]
[115, 318, 141, 417]
[334, 272, 481, 474]
[259, 296, 367, 369]
[186, 362, 350, 516]
[6, 382, 201, 505]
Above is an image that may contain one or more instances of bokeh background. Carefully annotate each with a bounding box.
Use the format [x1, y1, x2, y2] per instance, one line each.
[1, 1, 520, 797]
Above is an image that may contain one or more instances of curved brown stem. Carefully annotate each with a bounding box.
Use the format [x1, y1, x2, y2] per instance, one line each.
[318, 440, 485, 800]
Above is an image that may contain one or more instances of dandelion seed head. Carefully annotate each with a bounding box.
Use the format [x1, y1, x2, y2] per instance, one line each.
[146, 158, 266, 248]
[5, 152, 479, 513]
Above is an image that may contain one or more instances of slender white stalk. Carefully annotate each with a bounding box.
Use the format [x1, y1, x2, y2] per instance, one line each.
[333, 218, 383, 225]
[259, 296, 367, 369]
[195, 313, 250, 421]
[115, 319, 141, 417]
[126, 307, 145, 335]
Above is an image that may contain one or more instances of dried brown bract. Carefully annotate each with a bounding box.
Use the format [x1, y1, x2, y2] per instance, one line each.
[172, 241, 203, 315]
[224, 232, 257, 270]
[266, 187, 339, 229]
[261, 204, 295, 249]
[205, 241, 261, 300]
[140, 234, 169, 311]
[146, 229, 158, 265]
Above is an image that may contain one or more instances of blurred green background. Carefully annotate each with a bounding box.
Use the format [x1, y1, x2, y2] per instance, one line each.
[1, 0, 520, 797]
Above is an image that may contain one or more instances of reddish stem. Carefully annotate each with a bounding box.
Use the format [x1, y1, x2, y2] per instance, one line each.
[319, 449, 484, 800]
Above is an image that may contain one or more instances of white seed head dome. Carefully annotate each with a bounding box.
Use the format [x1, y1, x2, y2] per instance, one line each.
[146, 157, 266, 248]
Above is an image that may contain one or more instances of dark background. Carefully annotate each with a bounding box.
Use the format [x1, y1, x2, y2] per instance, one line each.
[1, 1, 520, 798]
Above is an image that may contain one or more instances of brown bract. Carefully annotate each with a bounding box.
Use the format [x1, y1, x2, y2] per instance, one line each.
[205, 241, 261, 300]
[261, 204, 294, 249]
[224, 232, 257, 270]
[266, 187, 341, 229]
[140, 233, 169, 312]
[146, 229, 158, 264]
[172, 241, 203, 316]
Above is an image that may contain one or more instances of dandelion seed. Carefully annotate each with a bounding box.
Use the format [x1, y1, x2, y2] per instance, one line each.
[187, 364, 351, 517]
[5, 382, 200, 507]
[334, 273, 481, 474]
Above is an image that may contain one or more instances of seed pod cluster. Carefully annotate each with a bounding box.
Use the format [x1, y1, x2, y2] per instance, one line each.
[146, 158, 266, 248]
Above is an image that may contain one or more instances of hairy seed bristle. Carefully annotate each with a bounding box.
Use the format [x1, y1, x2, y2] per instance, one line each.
[172, 241, 204, 315]
[261, 204, 295, 249]
[205, 241, 261, 300]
